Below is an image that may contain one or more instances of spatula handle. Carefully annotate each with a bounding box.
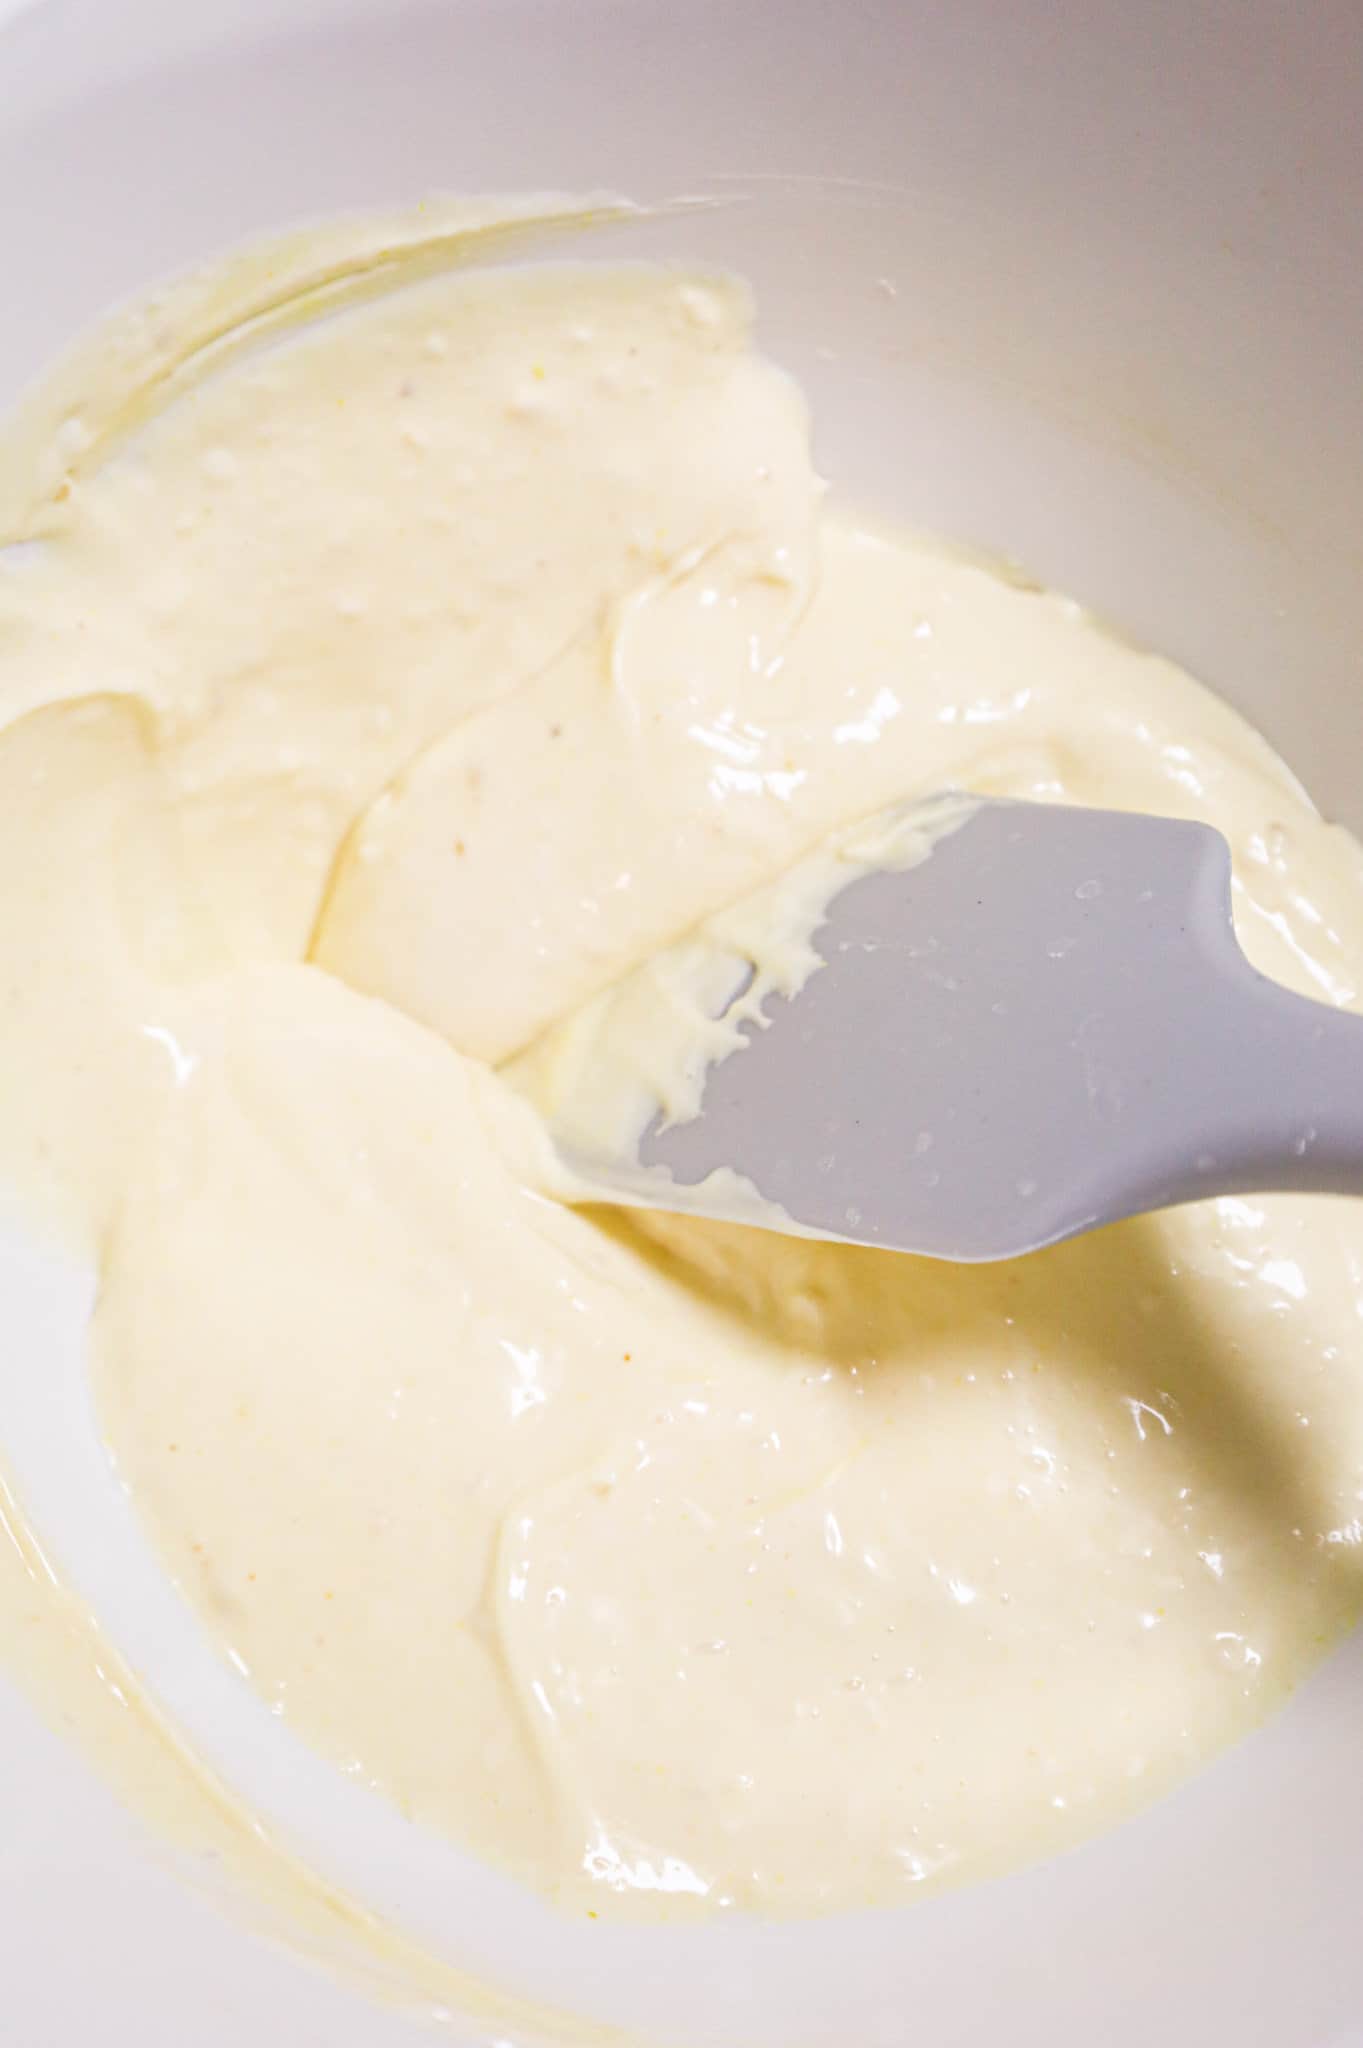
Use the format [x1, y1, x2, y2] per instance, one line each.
[1095, 953, 1363, 1223]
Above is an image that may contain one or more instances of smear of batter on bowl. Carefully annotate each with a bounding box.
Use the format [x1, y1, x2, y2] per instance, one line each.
[2, 193, 1363, 1929]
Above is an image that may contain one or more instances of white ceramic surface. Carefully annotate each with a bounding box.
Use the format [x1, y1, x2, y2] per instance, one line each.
[1, 4, 1361, 2044]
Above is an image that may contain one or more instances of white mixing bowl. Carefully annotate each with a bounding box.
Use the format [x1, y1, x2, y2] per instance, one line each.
[1, 4, 1360, 2044]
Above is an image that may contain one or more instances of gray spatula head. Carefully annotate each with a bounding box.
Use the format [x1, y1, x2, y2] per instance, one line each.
[552, 799, 1363, 1262]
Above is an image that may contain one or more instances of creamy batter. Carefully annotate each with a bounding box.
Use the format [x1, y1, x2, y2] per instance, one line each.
[3, 198, 1363, 1926]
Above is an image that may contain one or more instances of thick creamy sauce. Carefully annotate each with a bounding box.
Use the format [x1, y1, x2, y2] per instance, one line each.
[507, 793, 982, 1214]
[3, 200, 1363, 1929]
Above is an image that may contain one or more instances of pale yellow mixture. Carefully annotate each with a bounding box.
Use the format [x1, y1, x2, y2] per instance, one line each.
[3, 199, 1363, 1925]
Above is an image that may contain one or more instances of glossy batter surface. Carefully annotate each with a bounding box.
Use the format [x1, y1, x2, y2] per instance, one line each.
[3, 201, 1363, 1921]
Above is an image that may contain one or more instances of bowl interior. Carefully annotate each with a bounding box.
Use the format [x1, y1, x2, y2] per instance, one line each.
[1, 4, 1361, 2045]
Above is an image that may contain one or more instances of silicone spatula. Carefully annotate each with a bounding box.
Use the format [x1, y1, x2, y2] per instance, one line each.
[546, 799, 1363, 1261]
